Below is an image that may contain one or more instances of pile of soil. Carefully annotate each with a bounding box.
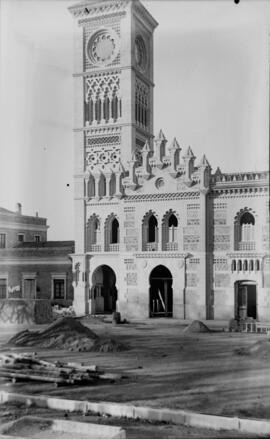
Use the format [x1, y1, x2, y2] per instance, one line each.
[183, 320, 211, 334]
[235, 339, 270, 357]
[8, 317, 127, 352]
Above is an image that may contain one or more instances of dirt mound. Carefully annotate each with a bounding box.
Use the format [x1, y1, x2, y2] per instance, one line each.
[183, 320, 211, 333]
[91, 338, 127, 353]
[8, 317, 128, 353]
[235, 339, 270, 357]
[8, 317, 96, 351]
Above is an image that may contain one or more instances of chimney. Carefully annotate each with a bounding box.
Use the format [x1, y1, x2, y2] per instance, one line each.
[15, 203, 22, 215]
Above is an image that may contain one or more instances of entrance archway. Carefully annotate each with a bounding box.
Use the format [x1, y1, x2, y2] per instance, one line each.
[149, 265, 173, 317]
[235, 281, 257, 319]
[91, 265, 117, 314]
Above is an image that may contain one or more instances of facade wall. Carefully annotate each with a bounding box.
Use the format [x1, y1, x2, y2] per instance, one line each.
[0, 207, 48, 249]
[0, 262, 73, 304]
[69, 0, 270, 322]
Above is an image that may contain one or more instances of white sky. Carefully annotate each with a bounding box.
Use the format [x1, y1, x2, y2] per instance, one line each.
[0, 0, 269, 240]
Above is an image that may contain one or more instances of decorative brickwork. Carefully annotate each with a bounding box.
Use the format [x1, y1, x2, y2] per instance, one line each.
[214, 274, 230, 288]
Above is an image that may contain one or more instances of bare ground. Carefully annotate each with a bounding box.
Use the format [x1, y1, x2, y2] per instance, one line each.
[0, 318, 269, 437]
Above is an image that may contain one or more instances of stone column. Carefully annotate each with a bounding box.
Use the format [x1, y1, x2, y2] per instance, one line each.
[84, 177, 89, 198]
[105, 174, 111, 199]
[94, 175, 100, 199]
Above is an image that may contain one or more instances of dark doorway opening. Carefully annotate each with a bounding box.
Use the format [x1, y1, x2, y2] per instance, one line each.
[235, 281, 257, 319]
[149, 265, 173, 317]
[91, 265, 117, 313]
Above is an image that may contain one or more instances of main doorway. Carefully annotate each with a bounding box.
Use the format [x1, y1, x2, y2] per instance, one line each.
[149, 265, 173, 317]
[91, 265, 117, 313]
[235, 281, 257, 319]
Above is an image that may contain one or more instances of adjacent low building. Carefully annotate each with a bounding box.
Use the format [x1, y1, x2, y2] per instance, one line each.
[0, 204, 74, 324]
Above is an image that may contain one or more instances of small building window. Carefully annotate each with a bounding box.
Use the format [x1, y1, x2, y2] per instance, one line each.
[0, 234, 6, 248]
[0, 278, 7, 299]
[18, 234, 24, 242]
[23, 278, 36, 299]
[53, 279, 65, 299]
[34, 235, 41, 243]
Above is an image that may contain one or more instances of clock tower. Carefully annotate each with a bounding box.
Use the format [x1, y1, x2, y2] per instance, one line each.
[69, 0, 158, 314]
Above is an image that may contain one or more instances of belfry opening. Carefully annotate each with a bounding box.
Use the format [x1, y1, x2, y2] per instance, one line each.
[91, 265, 117, 314]
[149, 265, 173, 317]
[235, 281, 257, 320]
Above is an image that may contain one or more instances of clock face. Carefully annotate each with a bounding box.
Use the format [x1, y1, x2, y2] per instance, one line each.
[135, 36, 147, 71]
[87, 29, 119, 66]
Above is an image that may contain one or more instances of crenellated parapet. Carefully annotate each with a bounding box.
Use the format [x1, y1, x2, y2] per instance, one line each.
[123, 130, 212, 193]
[211, 169, 269, 186]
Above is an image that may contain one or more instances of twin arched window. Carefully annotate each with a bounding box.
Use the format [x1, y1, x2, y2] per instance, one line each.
[87, 215, 119, 252]
[143, 212, 179, 251]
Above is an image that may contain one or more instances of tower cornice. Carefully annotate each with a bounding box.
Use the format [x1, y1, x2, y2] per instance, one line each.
[68, 0, 129, 19]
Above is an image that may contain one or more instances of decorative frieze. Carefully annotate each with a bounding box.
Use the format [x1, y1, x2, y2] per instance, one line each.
[183, 235, 200, 251]
[126, 272, 137, 286]
[213, 258, 229, 271]
[187, 273, 199, 287]
[124, 192, 200, 203]
[214, 273, 230, 288]
[187, 258, 200, 270]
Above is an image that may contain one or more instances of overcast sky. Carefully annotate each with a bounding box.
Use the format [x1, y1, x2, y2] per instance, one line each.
[0, 0, 269, 240]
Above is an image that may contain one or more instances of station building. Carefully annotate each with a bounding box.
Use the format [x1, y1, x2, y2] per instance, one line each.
[0, 204, 74, 324]
[68, 0, 270, 322]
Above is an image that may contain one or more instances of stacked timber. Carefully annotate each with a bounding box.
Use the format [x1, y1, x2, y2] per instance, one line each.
[0, 353, 121, 385]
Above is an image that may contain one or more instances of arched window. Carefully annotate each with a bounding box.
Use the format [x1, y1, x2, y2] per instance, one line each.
[86, 216, 101, 252]
[237, 260, 242, 272]
[112, 95, 118, 120]
[243, 260, 248, 271]
[162, 212, 178, 251]
[142, 212, 158, 251]
[255, 259, 260, 271]
[104, 214, 119, 252]
[111, 218, 119, 244]
[168, 214, 178, 242]
[235, 210, 256, 251]
[148, 215, 158, 243]
[95, 98, 101, 122]
[231, 260, 236, 271]
[249, 260, 254, 271]
[240, 212, 255, 242]
[104, 96, 110, 121]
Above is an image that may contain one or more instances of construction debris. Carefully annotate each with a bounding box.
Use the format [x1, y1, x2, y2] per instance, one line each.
[0, 353, 122, 385]
[52, 305, 76, 318]
[183, 320, 211, 334]
[7, 317, 128, 352]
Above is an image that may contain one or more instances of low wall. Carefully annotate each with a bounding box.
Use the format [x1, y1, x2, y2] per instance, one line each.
[1, 392, 270, 437]
[0, 299, 53, 325]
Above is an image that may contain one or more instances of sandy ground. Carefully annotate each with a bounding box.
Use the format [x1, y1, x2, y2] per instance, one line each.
[0, 318, 269, 437]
